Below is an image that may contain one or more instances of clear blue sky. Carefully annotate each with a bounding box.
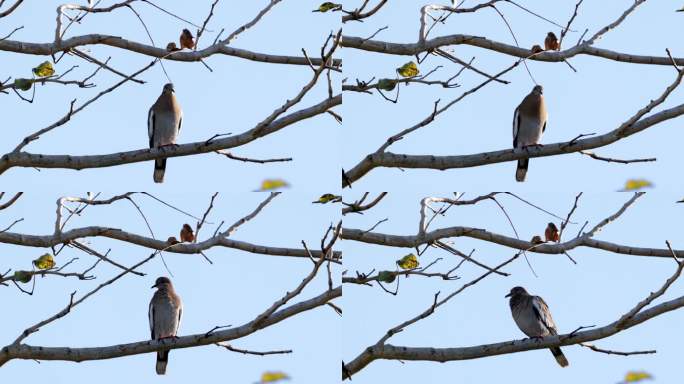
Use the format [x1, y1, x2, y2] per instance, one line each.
[342, 191, 684, 383]
[1, 192, 340, 383]
[1, 1, 340, 190]
[342, 1, 684, 192]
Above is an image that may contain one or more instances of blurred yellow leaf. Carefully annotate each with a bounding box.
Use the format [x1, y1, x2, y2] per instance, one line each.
[33, 253, 55, 270]
[32, 61, 55, 77]
[315, 2, 341, 12]
[624, 371, 653, 382]
[13, 270, 32, 284]
[396, 253, 419, 270]
[258, 179, 289, 191]
[312, 193, 341, 204]
[377, 78, 397, 91]
[260, 371, 290, 383]
[622, 179, 653, 191]
[377, 270, 396, 283]
[396, 61, 419, 78]
[14, 78, 33, 91]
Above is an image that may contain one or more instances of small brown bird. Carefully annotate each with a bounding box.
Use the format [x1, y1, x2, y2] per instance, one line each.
[180, 224, 195, 243]
[544, 32, 559, 51]
[544, 223, 560, 242]
[530, 235, 544, 245]
[180, 29, 195, 50]
[166, 42, 180, 52]
[530, 44, 544, 54]
[167, 236, 180, 245]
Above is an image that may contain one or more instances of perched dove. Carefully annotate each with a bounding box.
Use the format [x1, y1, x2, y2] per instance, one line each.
[149, 276, 183, 375]
[149, 83, 183, 183]
[506, 286, 569, 367]
[512, 85, 547, 182]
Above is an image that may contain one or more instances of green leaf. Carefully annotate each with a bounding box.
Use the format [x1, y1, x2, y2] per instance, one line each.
[396, 253, 419, 270]
[315, 2, 341, 12]
[33, 253, 55, 270]
[13, 270, 32, 284]
[377, 270, 396, 283]
[13, 78, 33, 91]
[32, 61, 55, 77]
[396, 61, 419, 78]
[312, 193, 341, 204]
[376, 78, 397, 91]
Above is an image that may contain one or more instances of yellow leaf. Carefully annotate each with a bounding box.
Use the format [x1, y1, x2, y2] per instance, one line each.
[396, 253, 419, 270]
[32, 61, 55, 77]
[316, 2, 341, 12]
[312, 193, 341, 204]
[623, 179, 653, 191]
[377, 270, 396, 283]
[258, 179, 290, 191]
[13, 270, 32, 284]
[260, 371, 290, 383]
[396, 61, 419, 78]
[33, 253, 55, 270]
[14, 78, 33, 91]
[624, 371, 653, 382]
[377, 78, 397, 91]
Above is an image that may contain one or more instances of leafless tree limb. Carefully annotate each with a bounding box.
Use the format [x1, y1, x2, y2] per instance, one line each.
[0, 192, 22, 210]
[0, 285, 340, 366]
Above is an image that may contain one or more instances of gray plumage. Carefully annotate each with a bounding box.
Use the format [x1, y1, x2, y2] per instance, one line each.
[512, 85, 547, 182]
[506, 286, 569, 367]
[149, 276, 183, 375]
[148, 83, 183, 183]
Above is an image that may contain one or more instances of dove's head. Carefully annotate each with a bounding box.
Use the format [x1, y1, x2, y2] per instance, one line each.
[505, 286, 529, 298]
[162, 83, 175, 94]
[152, 276, 173, 289]
[531, 85, 543, 95]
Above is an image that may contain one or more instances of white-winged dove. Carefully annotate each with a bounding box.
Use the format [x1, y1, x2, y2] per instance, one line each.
[506, 286, 569, 367]
[149, 276, 183, 375]
[148, 83, 183, 183]
[512, 85, 547, 182]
